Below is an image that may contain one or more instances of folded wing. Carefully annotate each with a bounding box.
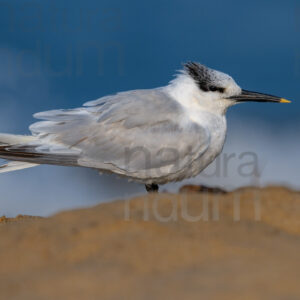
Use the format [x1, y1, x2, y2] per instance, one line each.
[28, 88, 210, 180]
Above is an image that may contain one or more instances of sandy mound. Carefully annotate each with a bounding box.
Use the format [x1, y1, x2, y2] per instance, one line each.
[1, 186, 300, 299]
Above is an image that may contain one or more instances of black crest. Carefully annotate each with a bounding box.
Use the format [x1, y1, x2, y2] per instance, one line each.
[184, 62, 224, 93]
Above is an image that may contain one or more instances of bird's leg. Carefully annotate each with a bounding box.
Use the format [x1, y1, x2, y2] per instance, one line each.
[145, 183, 159, 193]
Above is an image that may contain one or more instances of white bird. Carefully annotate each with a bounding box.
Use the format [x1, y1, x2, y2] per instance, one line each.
[0, 62, 290, 192]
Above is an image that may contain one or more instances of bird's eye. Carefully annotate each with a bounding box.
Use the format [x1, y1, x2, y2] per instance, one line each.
[209, 86, 225, 93]
[209, 86, 218, 92]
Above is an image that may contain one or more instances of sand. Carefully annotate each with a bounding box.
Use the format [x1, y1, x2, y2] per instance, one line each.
[1, 186, 300, 299]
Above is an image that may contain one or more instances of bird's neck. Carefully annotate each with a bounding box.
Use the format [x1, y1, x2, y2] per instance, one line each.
[164, 73, 231, 116]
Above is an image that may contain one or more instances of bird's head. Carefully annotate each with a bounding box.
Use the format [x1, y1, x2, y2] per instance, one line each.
[181, 62, 291, 114]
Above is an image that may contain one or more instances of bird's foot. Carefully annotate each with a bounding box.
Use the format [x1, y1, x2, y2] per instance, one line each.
[145, 183, 159, 193]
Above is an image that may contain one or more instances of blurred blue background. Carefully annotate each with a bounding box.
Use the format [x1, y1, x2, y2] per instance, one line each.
[0, 0, 299, 216]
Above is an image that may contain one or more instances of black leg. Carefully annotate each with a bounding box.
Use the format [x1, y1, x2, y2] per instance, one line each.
[145, 183, 159, 193]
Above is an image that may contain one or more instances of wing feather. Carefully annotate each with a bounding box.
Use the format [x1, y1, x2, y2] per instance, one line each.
[28, 88, 210, 181]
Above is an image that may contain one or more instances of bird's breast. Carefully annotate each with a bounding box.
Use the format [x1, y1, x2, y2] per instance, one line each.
[187, 110, 227, 177]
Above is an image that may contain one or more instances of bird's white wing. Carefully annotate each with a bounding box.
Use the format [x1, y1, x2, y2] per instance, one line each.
[30, 88, 210, 180]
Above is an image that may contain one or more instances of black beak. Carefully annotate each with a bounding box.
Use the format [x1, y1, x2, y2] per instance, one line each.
[229, 89, 291, 103]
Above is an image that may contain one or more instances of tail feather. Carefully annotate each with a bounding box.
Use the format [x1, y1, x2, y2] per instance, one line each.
[0, 144, 79, 166]
[0, 161, 39, 174]
[0, 133, 36, 145]
[0, 133, 80, 169]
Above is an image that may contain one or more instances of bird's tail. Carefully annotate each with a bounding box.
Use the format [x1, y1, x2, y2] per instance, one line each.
[0, 134, 39, 173]
[0, 133, 80, 174]
[0, 161, 38, 174]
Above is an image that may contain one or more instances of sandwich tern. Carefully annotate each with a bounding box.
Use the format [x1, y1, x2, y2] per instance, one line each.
[0, 62, 290, 192]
